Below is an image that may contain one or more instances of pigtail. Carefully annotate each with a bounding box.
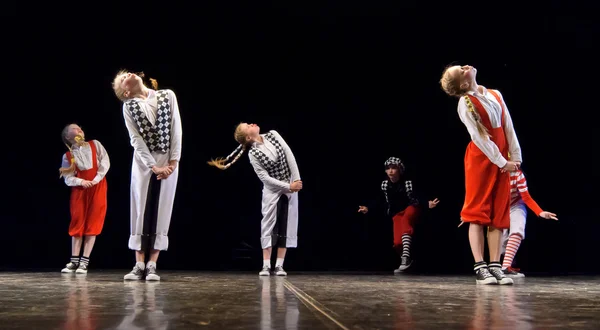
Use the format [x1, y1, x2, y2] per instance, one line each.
[59, 142, 77, 178]
[207, 144, 246, 170]
[149, 78, 158, 90]
[137, 72, 159, 90]
[463, 95, 490, 138]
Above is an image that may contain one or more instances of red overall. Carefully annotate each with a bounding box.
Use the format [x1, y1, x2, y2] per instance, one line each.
[460, 89, 511, 229]
[66, 141, 108, 237]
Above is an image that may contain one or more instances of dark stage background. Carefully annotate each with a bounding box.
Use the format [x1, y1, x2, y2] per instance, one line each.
[5, 5, 598, 274]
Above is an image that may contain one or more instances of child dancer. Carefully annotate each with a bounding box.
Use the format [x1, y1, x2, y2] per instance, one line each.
[440, 64, 522, 285]
[59, 123, 110, 274]
[502, 162, 558, 277]
[358, 157, 439, 273]
[208, 123, 301, 276]
[112, 71, 183, 281]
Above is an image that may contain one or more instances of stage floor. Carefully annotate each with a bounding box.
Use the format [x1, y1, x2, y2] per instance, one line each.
[0, 271, 598, 329]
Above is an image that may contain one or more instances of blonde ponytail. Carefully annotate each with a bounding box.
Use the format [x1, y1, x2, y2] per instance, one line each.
[207, 144, 246, 170]
[464, 96, 490, 138]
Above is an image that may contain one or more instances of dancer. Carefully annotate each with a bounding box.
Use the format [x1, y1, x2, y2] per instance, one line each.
[208, 123, 301, 276]
[59, 123, 110, 274]
[502, 163, 558, 277]
[358, 157, 440, 273]
[112, 71, 183, 281]
[440, 64, 522, 285]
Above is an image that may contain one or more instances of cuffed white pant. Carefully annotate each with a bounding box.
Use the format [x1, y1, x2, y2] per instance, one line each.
[129, 151, 178, 251]
[260, 187, 298, 249]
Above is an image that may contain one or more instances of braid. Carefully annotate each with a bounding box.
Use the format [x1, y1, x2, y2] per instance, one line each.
[207, 144, 246, 170]
[464, 95, 490, 138]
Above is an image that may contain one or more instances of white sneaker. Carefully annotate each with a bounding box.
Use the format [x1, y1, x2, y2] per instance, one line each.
[274, 266, 287, 276]
[259, 266, 271, 276]
[75, 263, 88, 274]
[145, 263, 160, 281]
[124, 264, 145, 280]
[61, 262, 78, 273]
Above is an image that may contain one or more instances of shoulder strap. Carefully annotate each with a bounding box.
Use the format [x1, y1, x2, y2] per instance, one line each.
[487, 89, 506, 126]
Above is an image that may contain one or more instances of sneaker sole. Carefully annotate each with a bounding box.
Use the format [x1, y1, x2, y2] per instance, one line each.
[145, 275, 160, 281]
[75, 270, 88, 274]
[124, 276, 142, 280]
[505, 274, 525, 278]
[476, 277, 498, 285]
[259, 272, 270, 276]
[275, 273, 287, 276]
[497, 278, 514, 285]
[61, 270, 75, 273]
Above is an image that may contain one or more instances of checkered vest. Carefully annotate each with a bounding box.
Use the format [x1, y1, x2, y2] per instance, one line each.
[125, 90, 172, 153]
[249, 131, 291, 182]
[381, 179, 418, 215]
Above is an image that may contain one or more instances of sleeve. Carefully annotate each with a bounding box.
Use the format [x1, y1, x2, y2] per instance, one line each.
[515, 171, 543, 216]
[122, 104, 157, 168]
[168, 89, 182, 162]
[249, 153, 292, 192]
[92, 140, 110, 184]
[497, 90, 522, 163]
[61, 154, 83, 186]
[457, 97, 508, 168]
[271, 130, 300, 182]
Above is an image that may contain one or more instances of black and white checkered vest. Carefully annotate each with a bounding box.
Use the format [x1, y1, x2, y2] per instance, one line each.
[124, 90, 172, 153]
[381, 179, 418, 215]
[249, 131, 291, 182]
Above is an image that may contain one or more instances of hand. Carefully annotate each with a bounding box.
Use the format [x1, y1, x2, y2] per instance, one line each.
[428, 198, 440, 209]
[290, 180, 303, 192]
[81, 180, 94, 188]
[358, 205, 369, 214]
[501, 161, 520, 173]
[539, 211, 558, 220]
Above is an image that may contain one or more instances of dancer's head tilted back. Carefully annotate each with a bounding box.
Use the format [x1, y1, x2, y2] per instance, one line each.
[207, 122, 261, 170]
[112, 70, 158, 102]
[440, 64, 489, 137]
[439, 64, 478, 97]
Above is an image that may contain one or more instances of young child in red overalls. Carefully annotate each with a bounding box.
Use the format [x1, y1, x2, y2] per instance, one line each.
[59, 123, 110, 274]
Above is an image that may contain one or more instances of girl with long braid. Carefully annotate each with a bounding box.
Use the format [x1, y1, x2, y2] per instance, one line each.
[208, 123, 302, 276]
[440, 64, 522, 285]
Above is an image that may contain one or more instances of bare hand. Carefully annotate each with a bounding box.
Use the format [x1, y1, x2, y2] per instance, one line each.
[539, 211, 558, 220]
[81, 180, 94, 188]
[290, 180, 303, 192]
[358, 206, 368, 214]
[428, 198, 440, 209]
[501, 161, 520, 173]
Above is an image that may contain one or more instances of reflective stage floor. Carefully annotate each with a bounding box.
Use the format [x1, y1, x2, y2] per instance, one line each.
[0, 271, 598, 329]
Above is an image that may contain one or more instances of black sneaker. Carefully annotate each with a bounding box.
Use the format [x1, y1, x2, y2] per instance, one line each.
[474, 263, 497, 285]
[273, 266, 287, 276]
[489, 262, 514, 285]
[61, 262, 78, 273]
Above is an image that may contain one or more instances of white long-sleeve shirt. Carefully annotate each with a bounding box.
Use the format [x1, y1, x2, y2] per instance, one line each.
[61, 140, 110, 186]
[457, 87, 522, 168]
[249, 130, 301, 192]
[122, 89, 183, 168]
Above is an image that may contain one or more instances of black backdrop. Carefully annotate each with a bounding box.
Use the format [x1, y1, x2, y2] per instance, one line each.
[5, 5, 598, 274]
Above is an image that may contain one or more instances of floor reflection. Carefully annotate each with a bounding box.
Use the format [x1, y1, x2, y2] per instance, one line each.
[115, 281, 169, 330]
[60, 274, 96, 330]
[470, 285, 533, 330]
[260, 277, 300, 330]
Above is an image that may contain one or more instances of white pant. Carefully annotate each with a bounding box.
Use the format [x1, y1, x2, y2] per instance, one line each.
[129, 151, 179, 251]
[260, 187, 299, 249]
[502, 201, 526, 254]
